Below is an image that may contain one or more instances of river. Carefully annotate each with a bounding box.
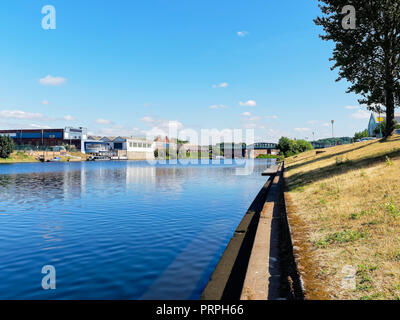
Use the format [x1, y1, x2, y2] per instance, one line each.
[0, 159, 272, 299]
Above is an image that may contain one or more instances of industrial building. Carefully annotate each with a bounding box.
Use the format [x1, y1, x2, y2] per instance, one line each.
[0, 127, 87, 151]
[85, 136, 155, 160]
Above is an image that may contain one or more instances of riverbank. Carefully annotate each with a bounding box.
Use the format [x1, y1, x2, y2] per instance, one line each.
[0, 152, 39, 163]
[285, 135, 400, 300]
[0, 151, 88, 164]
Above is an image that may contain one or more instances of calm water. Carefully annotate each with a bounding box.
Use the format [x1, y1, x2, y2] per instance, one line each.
[0, 159, 271, 299]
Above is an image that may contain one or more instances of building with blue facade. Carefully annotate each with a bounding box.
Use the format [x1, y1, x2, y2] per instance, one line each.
[0, 127, 87, 151]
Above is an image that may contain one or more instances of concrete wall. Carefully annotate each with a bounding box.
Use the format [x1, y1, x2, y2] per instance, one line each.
[127, 151, 155, 160]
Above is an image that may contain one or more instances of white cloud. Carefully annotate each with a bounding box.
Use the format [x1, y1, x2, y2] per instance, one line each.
[92, 125, 142, 137]
[237, 31, 249, 37]
[0, 110, 49, 120]
[29, 124, 51, 129]
[96, 118, 112, 125]
[39, 75, 67, 86]
[321, 123, 330, 127]
[265, 115, 278, 119]
[212, 82, 229, 88]
[249, 116, 261, 121]
[209, 104, 228, 110]
[350, 109, 370, 120]
[242, 112, 251, 116]
[345, 105, 360, 110]
[41, 100, 49, 105]
[141, 116, 155, 123]
[294, 128, 311, 133]
[141, 116, 184, 136]
[63, 115, 76, 121]
[239, 100, 257, 107]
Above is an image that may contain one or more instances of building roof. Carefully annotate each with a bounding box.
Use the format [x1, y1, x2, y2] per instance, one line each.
[87, 135, 102, 140]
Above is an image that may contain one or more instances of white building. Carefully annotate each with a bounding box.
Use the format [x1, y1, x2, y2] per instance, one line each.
[100, 136, 155, 160]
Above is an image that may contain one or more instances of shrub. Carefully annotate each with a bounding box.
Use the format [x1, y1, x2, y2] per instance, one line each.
[0, 135, 14, 159]
[277, 137, 313, 157]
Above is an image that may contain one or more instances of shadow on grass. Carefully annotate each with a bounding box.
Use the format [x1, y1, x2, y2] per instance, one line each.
[286, 147, 400, 191]
[287, 140, 381, 172]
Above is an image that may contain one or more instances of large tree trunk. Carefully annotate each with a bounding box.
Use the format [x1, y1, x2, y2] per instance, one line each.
[384, 49, 395, 137]
[385, 89, 395, 137]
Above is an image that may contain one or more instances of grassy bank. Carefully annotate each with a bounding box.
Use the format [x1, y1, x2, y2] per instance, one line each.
[0, 151, 39, 163]
[285, 135, 400, 300]
[0, 151, 88, 164]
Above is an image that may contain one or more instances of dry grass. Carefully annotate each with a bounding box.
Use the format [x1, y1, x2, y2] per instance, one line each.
[0, 151, 38, 163]
[285, 135, 400, 300]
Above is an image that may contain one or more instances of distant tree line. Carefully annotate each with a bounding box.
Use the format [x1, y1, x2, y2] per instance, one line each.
[353, 130, 369, 141]
[314, 137, 353, 145]
[0, 135, 14, 159]
[277, 137, 313, 157]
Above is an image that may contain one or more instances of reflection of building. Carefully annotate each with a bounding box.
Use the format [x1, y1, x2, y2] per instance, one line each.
[0, 127, 87, 151]
[126, 165, 156, 185]
[246, 142, 279, 159]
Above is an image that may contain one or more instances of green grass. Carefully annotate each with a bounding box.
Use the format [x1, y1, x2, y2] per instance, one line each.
[0, 152, 38, 163]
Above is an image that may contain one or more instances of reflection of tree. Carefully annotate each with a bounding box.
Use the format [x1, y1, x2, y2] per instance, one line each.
[0, 175, 12, 188]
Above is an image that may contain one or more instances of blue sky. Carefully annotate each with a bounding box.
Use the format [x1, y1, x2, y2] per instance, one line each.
[0, 0, 371, 142]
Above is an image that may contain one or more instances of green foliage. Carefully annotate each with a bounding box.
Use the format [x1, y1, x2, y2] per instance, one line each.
[314, 137, 352, 146]
[373, 120, 400, 136]
[383, 200, 400, 218]
[354, 129, 369, 140]
[256, 154, 279, 159]
[0, 135, 14, 159]
[277, 137, 313, 157]
[315, 1, 400, 137]
[315, 230, 366, 248]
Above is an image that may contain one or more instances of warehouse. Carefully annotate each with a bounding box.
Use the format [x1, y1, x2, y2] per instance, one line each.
[0, 127, 87, 151]
[85, 136, 155, 160]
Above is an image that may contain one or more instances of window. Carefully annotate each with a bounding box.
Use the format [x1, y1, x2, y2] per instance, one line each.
[138, 143, 143, 148]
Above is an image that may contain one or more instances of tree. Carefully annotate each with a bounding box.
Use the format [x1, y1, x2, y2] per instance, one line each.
[0, 135, 14, 159]
[277, 137, 293, 156]
[354, 129, 369, 140]
[277, 137, 313, 157]
[373, 120, 400, 136]
[315, 1, 400, 137]
[295, 139, 314, 153]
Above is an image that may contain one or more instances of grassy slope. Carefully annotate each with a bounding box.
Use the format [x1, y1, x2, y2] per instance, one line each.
[285, 135, 400, 300]
[0, 151, 88, 163]
[0, 151, 39, 163]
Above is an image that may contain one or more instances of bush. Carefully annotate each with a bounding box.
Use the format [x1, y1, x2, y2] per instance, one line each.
[354, 129, 369, 140]
[0, 135, 14, 159]
[277, 137, 313, 157]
